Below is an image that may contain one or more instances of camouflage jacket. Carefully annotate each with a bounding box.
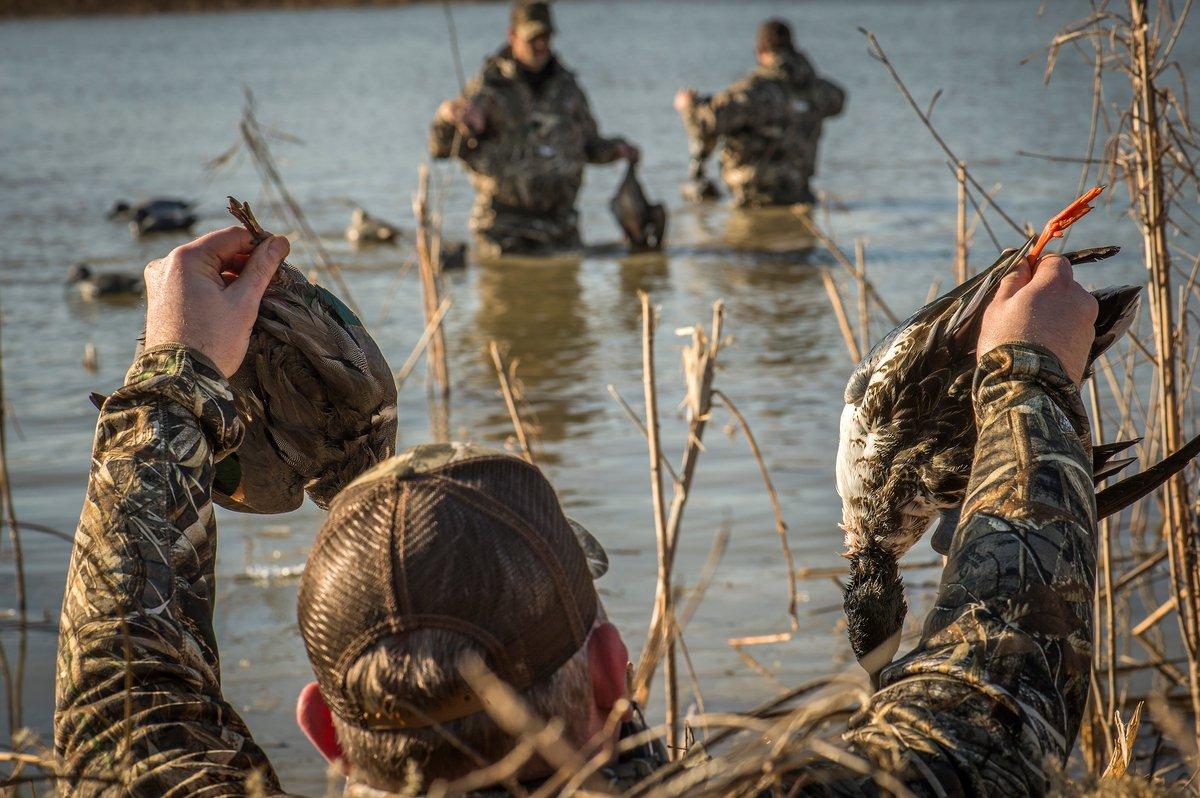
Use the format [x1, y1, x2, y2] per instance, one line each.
[55, 346, 284, 797]
[683, 50, 845, 207]
[55, 343, 1093, 796]
[429, 47, 628, 256]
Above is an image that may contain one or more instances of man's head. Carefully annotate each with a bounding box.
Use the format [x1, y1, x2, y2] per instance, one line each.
[295, 443, 629, 792]
[755, 18, 796, 67]
[509, 1, 554, 71]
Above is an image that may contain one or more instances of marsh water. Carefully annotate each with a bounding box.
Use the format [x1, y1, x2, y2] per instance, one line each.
[2, 0, 1196, 791]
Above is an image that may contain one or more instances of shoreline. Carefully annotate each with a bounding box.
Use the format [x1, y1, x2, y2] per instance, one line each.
[0, 0, 488, 20]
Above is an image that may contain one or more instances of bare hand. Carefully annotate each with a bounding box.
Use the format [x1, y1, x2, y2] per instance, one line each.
[143, 226, 290, 378]
[673, 88, 696, 114]
[977, 254, 1098, 384]
[437, 99, 486, 136]
[617, 141, 640, 164]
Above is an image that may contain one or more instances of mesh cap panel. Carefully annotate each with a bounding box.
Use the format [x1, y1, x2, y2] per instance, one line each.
[298, 445, 598, 730]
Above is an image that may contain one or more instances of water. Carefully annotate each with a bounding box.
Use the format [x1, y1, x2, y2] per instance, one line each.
[1, 0, 1194, 792]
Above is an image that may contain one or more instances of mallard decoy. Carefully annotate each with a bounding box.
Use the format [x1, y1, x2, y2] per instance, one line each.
[107, 198, 192, 221]
[610, 163, 667, 250]
[110, 198, 197, 236]
[835, 187, 1200, 686]
[345, 207, 402, 246]
[215, 197, 398, 514]
[66, 263, 144, 300]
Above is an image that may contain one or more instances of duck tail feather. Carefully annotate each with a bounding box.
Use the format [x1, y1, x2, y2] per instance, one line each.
[1097, 431, 1200, 518]
[1093, 438, 1142, 471]
[1094, 457, 1138, 484]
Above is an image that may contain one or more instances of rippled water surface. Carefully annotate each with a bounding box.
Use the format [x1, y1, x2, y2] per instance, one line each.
[2, 0, 1196, 791]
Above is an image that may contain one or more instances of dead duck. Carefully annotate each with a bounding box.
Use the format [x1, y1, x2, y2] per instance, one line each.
[835, 187, 1200, 686]
[216, 197, 397, 514]
[610, 163, 667, 250]
[345, 207, 402, 246]
[67, 263, 144, 300]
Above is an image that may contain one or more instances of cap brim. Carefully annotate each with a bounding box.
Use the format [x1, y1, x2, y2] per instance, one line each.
[566, 517, 609, 579]
[515, 21, 553, 41]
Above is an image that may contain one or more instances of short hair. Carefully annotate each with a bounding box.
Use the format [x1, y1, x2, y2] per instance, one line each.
[333, 628, 592, 791]
[756, 18, 796, 55]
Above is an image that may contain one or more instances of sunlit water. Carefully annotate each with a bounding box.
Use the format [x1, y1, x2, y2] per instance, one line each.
[1, 0, 1195, 791]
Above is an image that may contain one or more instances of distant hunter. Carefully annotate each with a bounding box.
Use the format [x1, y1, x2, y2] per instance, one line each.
[674, 18, 845, 207]
[429, 0, 640, 259]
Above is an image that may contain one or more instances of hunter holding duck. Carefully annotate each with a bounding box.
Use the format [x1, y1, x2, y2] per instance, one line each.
[429, 0, 640, 259]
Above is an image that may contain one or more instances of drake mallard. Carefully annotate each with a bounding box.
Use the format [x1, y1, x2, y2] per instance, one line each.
[345, 207, 402, 246]
[835, 187, 1200, 685]
[216, 197, 397, 514]
[66, 263, 144, 300]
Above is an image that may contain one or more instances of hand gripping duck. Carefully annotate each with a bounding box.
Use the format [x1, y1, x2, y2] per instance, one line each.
[217, 197, 398, 513]
[836, 186, 1200, 686]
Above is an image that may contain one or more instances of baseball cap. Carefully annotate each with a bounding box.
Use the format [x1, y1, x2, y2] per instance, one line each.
[297, 442, 607, 731]
[511, 1, 554, 41]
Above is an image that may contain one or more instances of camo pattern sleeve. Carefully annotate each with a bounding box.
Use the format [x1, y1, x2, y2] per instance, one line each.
[686, 72, 786, 143]
[575, 83, 626, 165]
[55, 345, 283, 797]
[782, 342, 1095, 797]
[428, 69, 487, 162]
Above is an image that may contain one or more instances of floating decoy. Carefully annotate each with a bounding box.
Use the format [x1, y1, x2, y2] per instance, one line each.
[214, 197, 397, 514]
[110, 198, 197, 237]
[439, 240, 468, 271]
[108, 198, 192, 221]
[835, 187, 1200, 686]
[345, 207, 402, 246]
[610, 163, 666, 250]
[66, 263, 144, 300]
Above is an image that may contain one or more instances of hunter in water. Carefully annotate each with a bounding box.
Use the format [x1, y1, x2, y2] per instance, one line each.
[428, 1, 640, 258]
[674, 19, 845, 207]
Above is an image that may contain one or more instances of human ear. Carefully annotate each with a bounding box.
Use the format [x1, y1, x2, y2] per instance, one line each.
[587, 623, 631, 719]
[297, 681, 345, 765]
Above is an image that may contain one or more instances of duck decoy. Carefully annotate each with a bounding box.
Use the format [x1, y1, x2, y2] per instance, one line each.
[439, 240, 468, 271]
[835, 186, 1200, 686]
[111, 198, 197, 236]
[214, 197, 397, 514]
[345, 207, 403, 246]
[66, 263, 145, 300]
[108, 198, 192, 220]
[610, 163, 667, 250]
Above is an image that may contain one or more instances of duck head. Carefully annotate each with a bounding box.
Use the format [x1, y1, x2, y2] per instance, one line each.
[107, 201, 131, 220]
[843, 541, 906, 689]
[67, 263, 92, 284]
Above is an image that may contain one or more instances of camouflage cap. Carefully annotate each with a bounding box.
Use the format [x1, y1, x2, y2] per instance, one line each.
[511, 0, 554, 40]
[297, 442, 606, 731]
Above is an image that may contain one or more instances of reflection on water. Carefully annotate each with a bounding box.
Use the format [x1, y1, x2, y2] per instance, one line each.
[722, 205, 817, 254]
[0, 0, 1184, 792]
[470, 256, 597, 449]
